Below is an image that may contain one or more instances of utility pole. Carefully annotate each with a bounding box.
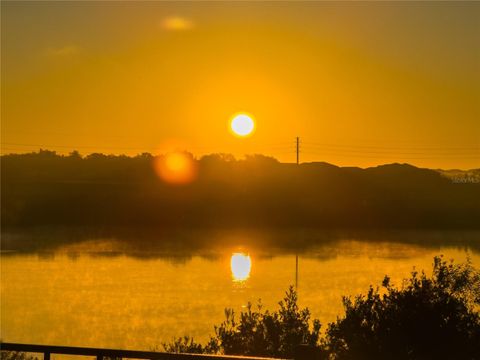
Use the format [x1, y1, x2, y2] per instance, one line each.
[296, 136, 300, 165]
[295, 136, 299, 290]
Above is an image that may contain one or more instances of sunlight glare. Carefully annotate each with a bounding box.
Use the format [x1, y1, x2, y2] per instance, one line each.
[230, 253, 252, 282]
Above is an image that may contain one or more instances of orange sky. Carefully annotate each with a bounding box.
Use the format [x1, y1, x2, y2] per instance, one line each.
[1, 1, 479, 169]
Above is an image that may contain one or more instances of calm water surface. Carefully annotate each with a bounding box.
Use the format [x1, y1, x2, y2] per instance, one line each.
[1, 233, 479, 350]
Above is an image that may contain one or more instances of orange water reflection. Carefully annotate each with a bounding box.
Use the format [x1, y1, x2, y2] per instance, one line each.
[230, 253, 252, 282]
[1, 239, 478, 350]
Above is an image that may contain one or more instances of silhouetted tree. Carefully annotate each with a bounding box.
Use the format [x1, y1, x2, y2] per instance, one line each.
[68, 150, 82, 159]
[165, 257, 480, 359]
[164, 287, 322, 358]
[324, 256, 480, 360]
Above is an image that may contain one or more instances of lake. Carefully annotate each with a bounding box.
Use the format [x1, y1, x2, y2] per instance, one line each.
[1, 229, 479, 351]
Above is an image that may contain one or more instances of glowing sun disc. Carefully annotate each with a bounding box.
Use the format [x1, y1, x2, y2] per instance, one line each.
[231, 114, 255, 137]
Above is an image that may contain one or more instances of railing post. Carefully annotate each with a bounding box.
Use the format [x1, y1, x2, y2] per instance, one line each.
[44, 353, 50, 360]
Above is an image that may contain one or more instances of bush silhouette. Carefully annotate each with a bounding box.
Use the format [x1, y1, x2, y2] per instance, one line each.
[166, 256, 480, 359]
[164, 286, 322, 358]
[324, 255, 480, 359]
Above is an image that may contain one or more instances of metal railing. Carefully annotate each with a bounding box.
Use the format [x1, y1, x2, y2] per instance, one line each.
[0, 343, 291, 360]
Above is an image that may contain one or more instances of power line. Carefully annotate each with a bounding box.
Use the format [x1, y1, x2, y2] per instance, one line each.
[301, 141, 479, 151]
[2, 140, 479, 162]
[302, 150, 480, 160]
[301, 146, 479, 156]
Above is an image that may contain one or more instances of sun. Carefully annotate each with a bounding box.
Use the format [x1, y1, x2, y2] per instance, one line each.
[230, 113, 255, 137]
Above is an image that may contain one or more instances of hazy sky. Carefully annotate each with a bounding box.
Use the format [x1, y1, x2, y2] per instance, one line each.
[2, 1, 479, 168]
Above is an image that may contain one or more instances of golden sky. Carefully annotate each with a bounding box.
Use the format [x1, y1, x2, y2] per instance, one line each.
[2, 1, 479, 169]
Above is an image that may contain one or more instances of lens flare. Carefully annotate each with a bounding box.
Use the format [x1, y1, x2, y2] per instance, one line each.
[230, 252, 252, 282]
[154, 152, 197, 184]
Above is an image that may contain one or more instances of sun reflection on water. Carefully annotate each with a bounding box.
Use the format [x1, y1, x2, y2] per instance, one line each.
[230, 252, 252, 282]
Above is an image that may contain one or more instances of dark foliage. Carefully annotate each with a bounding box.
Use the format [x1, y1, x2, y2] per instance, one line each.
[2, 151, 479, 230]
[161, 336, 213, 354]
[164, 287, 322, 358]
[324, 256, 480, 360]
[165, 257, 480, 359]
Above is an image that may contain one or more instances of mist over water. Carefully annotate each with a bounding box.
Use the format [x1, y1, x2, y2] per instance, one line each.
[1, 229, 478, 350]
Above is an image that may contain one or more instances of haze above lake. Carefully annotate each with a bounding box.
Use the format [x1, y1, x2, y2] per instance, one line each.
[2, 229, 478, 350]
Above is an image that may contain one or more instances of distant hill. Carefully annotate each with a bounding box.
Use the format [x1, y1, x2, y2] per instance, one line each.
[2, 151, 479, 230]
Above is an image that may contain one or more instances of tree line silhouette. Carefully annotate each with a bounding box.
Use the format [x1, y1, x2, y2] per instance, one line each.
[2, 150, 479, 231]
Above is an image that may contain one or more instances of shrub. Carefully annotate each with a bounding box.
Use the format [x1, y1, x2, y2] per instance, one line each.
[162, 336, 218, 355]
[165, 256, 480, 359]
[164, 286, 322, 358]
[324, 255, 480, 360]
